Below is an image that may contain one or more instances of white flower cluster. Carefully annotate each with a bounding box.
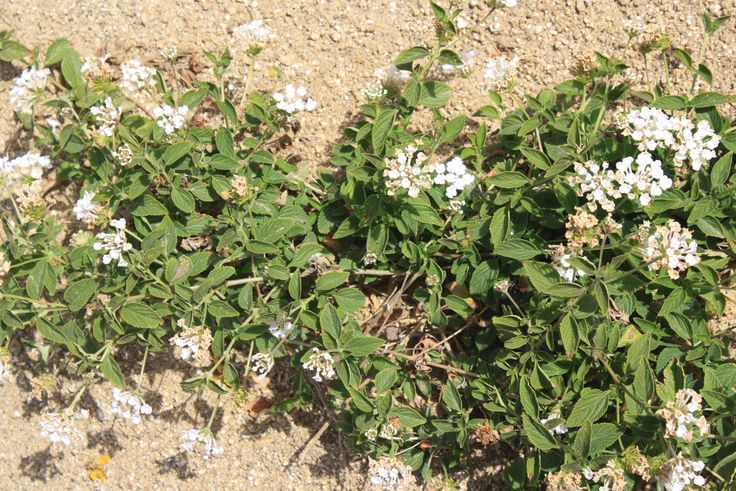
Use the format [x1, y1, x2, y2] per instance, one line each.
[268, 319, 292, 339]
[111, 388, 152, 424]
[572, 152, 672, 211]
[40, 414, 80, 446]
[120, 59, 157, 96]
[442, 50, 476, 75]
[170, 319, 213, 364]
[657, 389, 710, 441]
[93, 218, 133, 268]
[548, 245, 586, 283]
[73, 190, 99, 224]
[583, 460, 626, 491]
[540, 412, 568, 435]
[273, 84, 317, 115]
[383, 144, 433, 198]
[638, 220, 700, 279]
[0, 152, 52, 198]
[434, 157, 475, 198]
[658, 454, 706, 491]
[81, 54, 110, 79]
[233, 19, 275, 44]
[112, 143, 134, 166]
[180, 428, 224, 459]
[154, 104, 188, 135]
[484, 55, 520, 90]
[368, 456, 416, 491]
[89, 97, 122, 137]
[302, 348, 336, 382]
[250, 352, 274, 379]
[614, 152, 672, 207]
[9, 66, 50, 113]
[622, 107, 720, 171]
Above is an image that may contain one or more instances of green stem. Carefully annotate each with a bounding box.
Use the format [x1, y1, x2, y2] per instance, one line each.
[137, 345, 149, 391]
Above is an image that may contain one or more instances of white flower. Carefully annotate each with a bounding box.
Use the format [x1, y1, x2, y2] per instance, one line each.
[484, 55, 519, 90]
[623, 16, 646, 37]
[379, 423, 399, 440]
[613, 152, 672, 207]
[111, 388, 152, 425]
[540, 412, 568, 435]
[89, 97, 122, 137]
[154, 104, 189, 134]
[571, 160, 621, 213]
[0, 152, 52, 199]
[588, 460, 626, 491]
[368, 456, 416, 490]
[112, 143, 134, 166]
[433, 157, 475, 198]
[273, 85, 317, 115]
[442, 49, 476, 75]
[233, 20, 275, 44]
[383, 143, 434, 198]
[548, 245, 586, 282]
[120, 59, 156, 96]
[180, 428, 224, 459]
[170, 319, 213, 364]
[93, 218, 133, 268]
[9, 66, 50, 113]
[657, 389, 709, 441]
[73, 190, 99, 224]
[268, 320, 292, 339]
[160, 46, 178, 61]
[673, 119, 720, 172]
[363, 80, 388, 100]
[386, 65, 411, 86]
[250, 352, 274, 379]
[658, 454, 707, 491]
[303, 348, 336, 382]
[40, 414, 80, 446]
[638, 220, 700, 280]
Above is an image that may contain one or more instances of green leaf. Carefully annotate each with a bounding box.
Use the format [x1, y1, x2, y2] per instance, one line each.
[495, 239, 542, 261]
[560, 314, 579, 358]
[319, 304, 342, 343]
[345, 335, 384, 357]
[375, 368, 397, 394]
[171, 187, 195, 213]
[442, 380, 462, 412]
[488, 171, 529, 189]
[573, 421, 592, 459]
[101, 355, 125, 389]
[691, 92, 729, 108]
[163, 141, 194, 165]
[589, 423, 622, 455]
[520, 147, 551, 170]
[437, 115, 466, 145]
[388, 406, 426, 428]
[246, 241, 279, 255]
[418, 81, 451, 108]
[0, 40, 30, 62]
[63, 278, 97, 312]
[315, 271, 350, 292]
[120, 302, 162, 329]
[469, 261, 497, 296]
[519, 377, 539, 416]
[394, 46, 430, 66]
[333, 288, 366, 313]
[522, 414, 557, 452]
[445, 295, 473, 318]
[61, 49, 83, 88]
[711, 152, 732, 187]
[372, 108, 397, 152]
[131, 194, 169, 216]
[566, 389, 609, 427]
[208, 300, 240, 318]
[26, 259, 49, 300]
[44, 39, 71, 65]
[651, 95, 688, 110]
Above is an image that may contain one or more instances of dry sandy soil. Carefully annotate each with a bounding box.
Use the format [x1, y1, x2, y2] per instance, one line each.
[1, 0, 735, 489]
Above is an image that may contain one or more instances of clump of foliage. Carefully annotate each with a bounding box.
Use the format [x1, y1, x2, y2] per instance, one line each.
[2, 2, 736, 489]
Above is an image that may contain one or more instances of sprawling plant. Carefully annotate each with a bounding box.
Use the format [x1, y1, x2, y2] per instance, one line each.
[2, 2, 736, 489]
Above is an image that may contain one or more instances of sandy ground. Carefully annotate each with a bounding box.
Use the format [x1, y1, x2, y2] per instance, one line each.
[1, 0, 735, 489]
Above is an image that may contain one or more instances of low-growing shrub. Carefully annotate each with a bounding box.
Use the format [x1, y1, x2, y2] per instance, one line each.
[2, 1, 736, 489]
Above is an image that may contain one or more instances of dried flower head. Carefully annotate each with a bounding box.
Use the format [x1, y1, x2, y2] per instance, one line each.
[545, 470, 584, 491]
[589, 460, 626, 491]
[637, 220, 700, 279]
[657, 454, 706, 491]
[250, 352, 274, 379]
[475, 422, 500, 446]
[170, 319, 213, 365]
